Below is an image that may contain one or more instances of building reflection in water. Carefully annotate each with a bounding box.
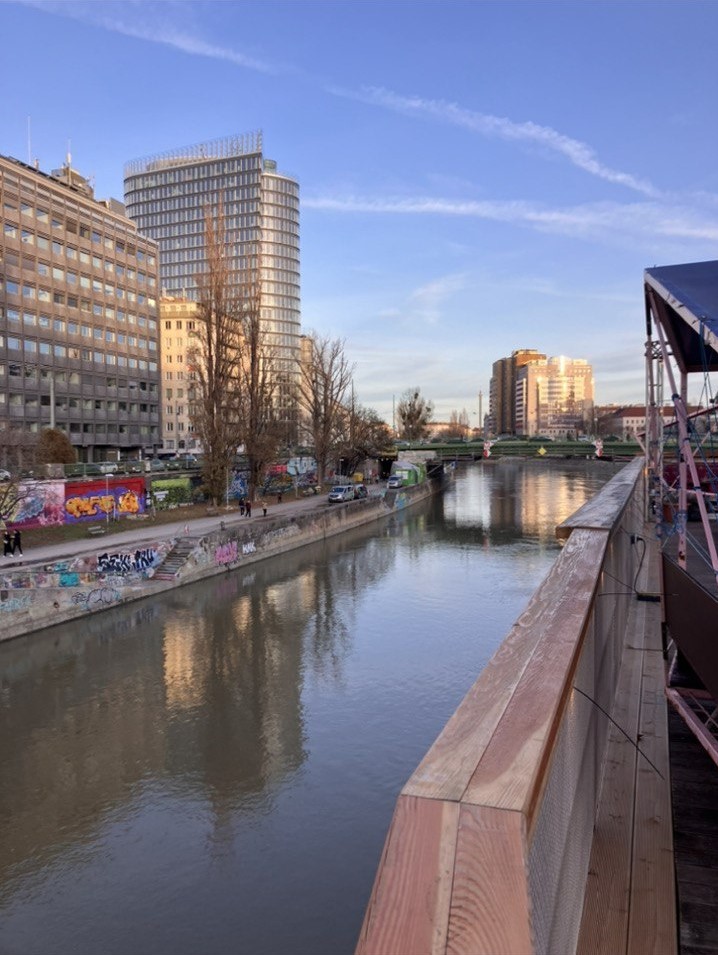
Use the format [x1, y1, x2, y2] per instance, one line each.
[0, 463, 617, 955]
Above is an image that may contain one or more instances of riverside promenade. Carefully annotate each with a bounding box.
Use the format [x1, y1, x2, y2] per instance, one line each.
[6, 490, 335, 570]
[0, 482, 428, 641]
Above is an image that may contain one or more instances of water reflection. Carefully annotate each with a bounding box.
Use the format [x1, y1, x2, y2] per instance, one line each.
[0, 461, 618, 955]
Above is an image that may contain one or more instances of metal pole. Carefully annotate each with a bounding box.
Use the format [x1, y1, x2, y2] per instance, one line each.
[49, 371, 55, 431]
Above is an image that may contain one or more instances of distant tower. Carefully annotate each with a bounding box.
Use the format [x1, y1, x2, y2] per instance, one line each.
[489, 349, 545, 435]
[123, 132, 300, 374]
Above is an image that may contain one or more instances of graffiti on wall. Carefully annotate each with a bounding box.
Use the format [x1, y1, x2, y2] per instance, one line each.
[5, 481, 66, 529]
[97, 547, 158, 575]
[64, 478, 146, 523]
[215, 540, 238, 565]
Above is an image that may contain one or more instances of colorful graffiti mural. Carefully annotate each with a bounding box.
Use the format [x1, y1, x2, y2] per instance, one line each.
[5, 481, 66, 529]
[64, 478, 147, 524]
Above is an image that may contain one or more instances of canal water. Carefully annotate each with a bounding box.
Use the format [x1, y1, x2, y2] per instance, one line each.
[0, 460, 619, 955]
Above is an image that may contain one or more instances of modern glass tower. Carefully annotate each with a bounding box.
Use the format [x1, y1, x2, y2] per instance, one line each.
[123, 132, 300, 380]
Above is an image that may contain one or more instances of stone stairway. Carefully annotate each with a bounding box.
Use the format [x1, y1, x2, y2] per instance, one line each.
[153, 537, 197, 580]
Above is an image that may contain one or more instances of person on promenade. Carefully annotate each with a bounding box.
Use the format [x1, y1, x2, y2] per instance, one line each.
[3, 531, 11, 557]
[245, 500, 252, 518]
[262, 500, 268, 517]
[239, 499, 245, 516]
[12, 529, 22, 556]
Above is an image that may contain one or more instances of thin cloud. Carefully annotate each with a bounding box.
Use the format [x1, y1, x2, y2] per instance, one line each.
[18, 0, 279, 74]
[303, 193, 718, 245]
[331, 85, 660, 199]
[409, 274, 467, 325]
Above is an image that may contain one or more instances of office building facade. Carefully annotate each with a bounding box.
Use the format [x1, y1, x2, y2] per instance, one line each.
[0, 154, 161, 463]
[159, 296, 199, 452]
[124, 133, 300, 438]
[515, 355, 594, 438]
[489, 349, 546, 435]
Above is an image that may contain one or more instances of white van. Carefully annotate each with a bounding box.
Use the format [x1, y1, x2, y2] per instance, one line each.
[328, 484, 355, 503]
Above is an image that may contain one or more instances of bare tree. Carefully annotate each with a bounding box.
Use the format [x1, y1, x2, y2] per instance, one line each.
[188, 204, 245, 505]
[396, 388, 434, 441]
[336, 404, 392, 476]
[235, 274, 284, 502]
[297, 333, 354, 485]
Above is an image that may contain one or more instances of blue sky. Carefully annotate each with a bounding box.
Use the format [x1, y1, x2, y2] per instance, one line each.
[4, 0, 718, 423]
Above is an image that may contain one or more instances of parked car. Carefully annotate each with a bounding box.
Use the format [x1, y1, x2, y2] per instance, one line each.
[387, 475, 403, 489]
[328, 484, 356, 503]
[354, 484, 369, 500]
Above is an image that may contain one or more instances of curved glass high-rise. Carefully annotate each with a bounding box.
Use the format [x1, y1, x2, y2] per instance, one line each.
[123, 133, 300, 438]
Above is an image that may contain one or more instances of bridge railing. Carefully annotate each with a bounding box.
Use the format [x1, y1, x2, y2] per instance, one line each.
[356, 458, 646, 955]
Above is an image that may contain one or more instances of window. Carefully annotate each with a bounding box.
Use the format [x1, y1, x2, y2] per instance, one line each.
[54, 344, 67, 358]
[21, 230, 34, 245]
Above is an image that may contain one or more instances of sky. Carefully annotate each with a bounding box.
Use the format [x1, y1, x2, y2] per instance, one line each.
[3, 0, 718, 424]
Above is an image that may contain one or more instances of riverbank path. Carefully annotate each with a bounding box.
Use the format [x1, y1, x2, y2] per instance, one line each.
[3, 490, 347, 569]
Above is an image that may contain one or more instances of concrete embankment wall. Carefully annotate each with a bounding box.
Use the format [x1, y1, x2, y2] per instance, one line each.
[0, 483, 434, 642]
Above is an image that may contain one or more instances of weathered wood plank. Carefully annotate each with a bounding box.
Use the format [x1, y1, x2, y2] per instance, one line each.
[446, 805, 532, 955]
[556, 458, 643, 539]
[628, 626, 677, 955]
[355, 795, 459, 955]
[576, 635, 643, 955]
[461, 528, 607, 818]
[406, 528, 607, 807]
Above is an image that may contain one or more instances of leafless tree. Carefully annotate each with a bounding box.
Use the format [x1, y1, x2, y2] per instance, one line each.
[189, 201, 285, 504]
[188, 204, 245, 505]
[297, 333, 354, 485]
[396, 388, 434, 441]
[235, 273, 284, 502]
[336, 403, 392, 477]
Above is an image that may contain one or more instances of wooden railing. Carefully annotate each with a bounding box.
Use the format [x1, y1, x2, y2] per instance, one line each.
[356, 458, 649, 955]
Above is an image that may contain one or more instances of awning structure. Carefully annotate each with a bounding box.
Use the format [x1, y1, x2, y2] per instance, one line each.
[645, 260, 718, 764]
[645, 260, 718, 373]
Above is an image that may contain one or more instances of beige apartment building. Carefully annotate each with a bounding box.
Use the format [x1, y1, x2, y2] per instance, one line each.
[159, 296, 198, 453]
[515, 355, 594, 438]
[489, 349, 546, 435]
[0, 153, 161, 462]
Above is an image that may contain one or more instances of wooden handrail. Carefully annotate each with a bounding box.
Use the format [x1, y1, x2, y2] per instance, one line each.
[357, 460, 646, 955]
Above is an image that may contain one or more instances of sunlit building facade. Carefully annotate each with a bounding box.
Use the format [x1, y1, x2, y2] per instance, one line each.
[159, 296, 199, 452]
[489, 349, 546, 435]
[124, 133, 300, 440]
[515, 355, 594, 438]
[0, 153, 160, 462]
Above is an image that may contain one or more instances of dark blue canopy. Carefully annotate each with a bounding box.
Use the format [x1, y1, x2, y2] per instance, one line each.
[645, 260, 718, 373]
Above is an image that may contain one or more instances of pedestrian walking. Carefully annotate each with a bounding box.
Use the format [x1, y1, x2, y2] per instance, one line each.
[239, 499, 246, 516]
[245, 500, 252, 518]
[12, 529, 22, 556]
[262, 500, 268, 517]
[277, 492, 282, 504]
[3, 531, 11, 557]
